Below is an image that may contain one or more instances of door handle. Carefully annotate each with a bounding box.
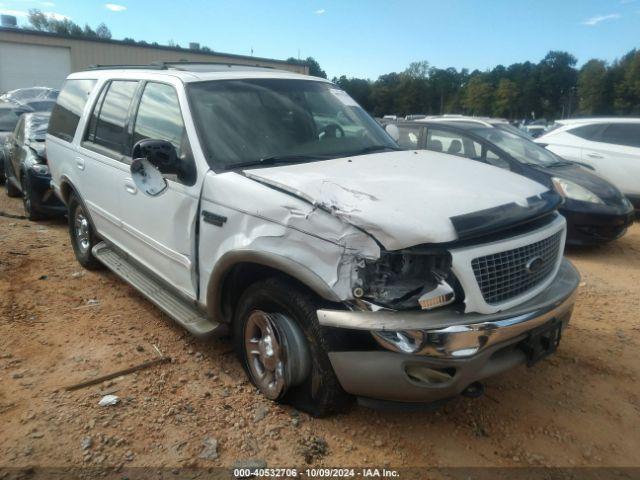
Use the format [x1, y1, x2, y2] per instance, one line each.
[586, 152, 603, 159]
[124, 178, 137, 195]
[75, 157, 85, 170]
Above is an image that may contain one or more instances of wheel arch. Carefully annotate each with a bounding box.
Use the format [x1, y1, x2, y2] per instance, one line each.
[206, 250, 343, 324]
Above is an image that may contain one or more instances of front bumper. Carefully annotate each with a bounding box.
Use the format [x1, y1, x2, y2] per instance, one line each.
[28, 172, 65, 214]
[561, 203, 634, 245]
[626, 195, 640, 214]
[318, 259, 580, 405]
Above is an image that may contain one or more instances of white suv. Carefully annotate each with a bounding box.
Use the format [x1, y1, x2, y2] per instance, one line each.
[46, 63, 579, 415]
[536, 118, 640, 212]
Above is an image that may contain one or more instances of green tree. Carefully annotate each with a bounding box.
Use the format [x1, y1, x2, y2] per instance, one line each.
[463, 76, 493, 115]
[286, 57, 327, 78]
[613, 50, 640, 114]
[537, 51, 578, 118]
[493, 78, 518, 117]
[577, 59, 609, 115]
[95, 23, 112, 39]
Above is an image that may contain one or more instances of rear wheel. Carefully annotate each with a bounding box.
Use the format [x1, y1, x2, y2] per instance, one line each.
[21, 174, 44, 221]
[234, 277, 350, 417]
[68, 194, 103, 270]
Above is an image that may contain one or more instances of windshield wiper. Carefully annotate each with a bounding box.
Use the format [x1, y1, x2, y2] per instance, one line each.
[545, 160, 575, 167]
[232, 153, 334, 169]
[346, 145, 402, 156]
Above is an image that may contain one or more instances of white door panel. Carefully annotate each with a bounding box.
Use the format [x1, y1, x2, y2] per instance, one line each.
[581, 142, 640, 196]
[75, 147, 130, 246]
[118, 179, 199, 299]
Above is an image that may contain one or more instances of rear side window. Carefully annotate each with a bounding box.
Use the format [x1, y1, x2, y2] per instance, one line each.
[600, 123, 640, 148]
[568, 123, 604, 141]
[87, 80, 138, 154]
[426, 128, 482, 159]
[395, 125, 423, 149]
[48, 79, 96, 142]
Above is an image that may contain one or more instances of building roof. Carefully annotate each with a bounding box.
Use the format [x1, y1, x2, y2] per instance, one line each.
[0, 26, 299, 68]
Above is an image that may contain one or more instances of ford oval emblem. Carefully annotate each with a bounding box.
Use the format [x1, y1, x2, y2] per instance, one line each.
[526, 256, 545, 274]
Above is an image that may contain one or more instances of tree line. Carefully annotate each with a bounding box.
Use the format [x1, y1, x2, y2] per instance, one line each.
[331, 50, 640, 120]
[19, 12, 640, 119]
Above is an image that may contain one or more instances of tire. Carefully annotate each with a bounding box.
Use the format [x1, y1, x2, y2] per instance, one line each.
[4, 162, 20, 197]
[234, 277, 350, 417]
[21, 174, 45, 221]
[68, 194, 104, 270]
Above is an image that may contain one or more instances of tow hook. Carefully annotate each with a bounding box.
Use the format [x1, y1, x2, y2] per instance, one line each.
[461, 381, 484, 398]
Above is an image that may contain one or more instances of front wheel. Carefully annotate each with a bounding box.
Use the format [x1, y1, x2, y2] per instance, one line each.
[234, 277, 350, 417]
[4, 162, 20, 197]
[21, 174, 45, 221]
[68, 194, 104, 270]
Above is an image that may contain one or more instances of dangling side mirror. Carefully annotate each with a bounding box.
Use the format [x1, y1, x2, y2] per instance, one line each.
[385, 124, 400, 142]
[130, 157, 167, 197]
[130, 139, 178, 196]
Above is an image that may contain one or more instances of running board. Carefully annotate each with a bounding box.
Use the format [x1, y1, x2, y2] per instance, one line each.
[92, 242, 220, 337]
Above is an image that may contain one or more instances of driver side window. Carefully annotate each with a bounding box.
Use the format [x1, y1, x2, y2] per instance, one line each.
[132, 82, 196, 185]
[484, 147, 511, 170]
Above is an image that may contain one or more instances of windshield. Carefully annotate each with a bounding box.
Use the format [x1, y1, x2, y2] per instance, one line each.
[474, 128, 563, 166]
[26, 114, 51, 141]
[494, 123, 531, 138]
[0, 108, 20, 132]
[187, 79, 397, 169]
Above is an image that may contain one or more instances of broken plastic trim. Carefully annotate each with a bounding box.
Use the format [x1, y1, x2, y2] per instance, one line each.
[354, 251, 456, 310]
[450, 191, 562, 241]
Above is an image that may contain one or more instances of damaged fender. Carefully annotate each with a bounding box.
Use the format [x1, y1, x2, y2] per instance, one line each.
[198, 171, 380, 321]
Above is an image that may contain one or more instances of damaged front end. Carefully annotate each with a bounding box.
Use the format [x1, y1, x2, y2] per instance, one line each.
[349, 248, 461, 312]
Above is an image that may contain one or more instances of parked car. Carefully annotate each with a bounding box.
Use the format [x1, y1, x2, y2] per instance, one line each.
[418, 115, 532, 138]
[3, 112, 65, 220]
[524, 124, 548, 138]
[18, 98, 57, 113]
[536, 118, 640, 212]
[47, 64, 579, 415]
[0, 101, 34, 184]
[0, 87, 59, 104]
[387, 121, 634, 245]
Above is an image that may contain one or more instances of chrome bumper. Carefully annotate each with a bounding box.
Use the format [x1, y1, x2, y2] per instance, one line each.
[319, 259, 580, 404]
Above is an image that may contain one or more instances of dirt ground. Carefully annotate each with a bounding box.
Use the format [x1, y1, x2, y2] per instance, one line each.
[1, 192, 639, 471]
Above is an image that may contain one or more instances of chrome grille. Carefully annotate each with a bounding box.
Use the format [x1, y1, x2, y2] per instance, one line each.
[471, 231, 562, 305]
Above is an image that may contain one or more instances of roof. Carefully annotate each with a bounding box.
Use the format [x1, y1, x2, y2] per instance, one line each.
[395, 119, 490, 131]
[68, 62, 328, 83]
[556, 117, 640, 125]
[416, 115, 509, 126]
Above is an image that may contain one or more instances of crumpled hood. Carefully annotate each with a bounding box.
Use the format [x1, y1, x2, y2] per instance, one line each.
[244, 150, 550, 250]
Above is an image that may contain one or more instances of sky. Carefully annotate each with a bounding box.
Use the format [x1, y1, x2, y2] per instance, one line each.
[1, 0, 638, 79]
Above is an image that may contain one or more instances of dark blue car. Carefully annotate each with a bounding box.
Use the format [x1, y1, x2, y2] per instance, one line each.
[389, 120, 635, 246]
[3, 112, 65, 220]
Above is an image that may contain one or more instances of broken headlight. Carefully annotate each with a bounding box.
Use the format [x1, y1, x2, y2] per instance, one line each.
[353, 251, 459, 310]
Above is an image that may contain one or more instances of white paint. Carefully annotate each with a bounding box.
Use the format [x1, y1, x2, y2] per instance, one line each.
[244, 150, 549, 250]
[198, 171, 380, 304]
[0, 42, 70, 92]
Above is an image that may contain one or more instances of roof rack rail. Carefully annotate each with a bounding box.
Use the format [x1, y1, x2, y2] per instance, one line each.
[153, 60, 276, 70]
[86, 63, 166, 70]
[86, 61, 277, 71]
